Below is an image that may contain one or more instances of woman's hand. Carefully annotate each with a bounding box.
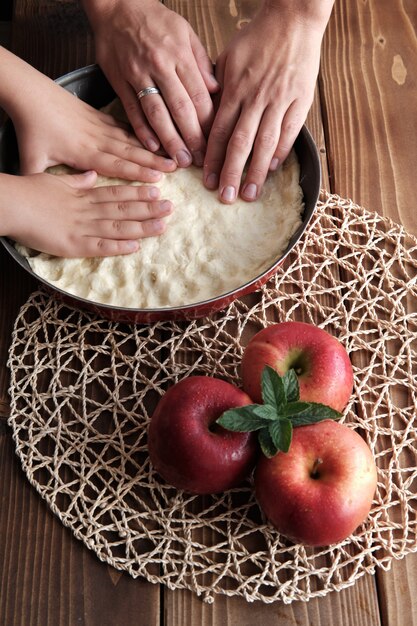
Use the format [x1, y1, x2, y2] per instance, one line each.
[204, 2, 332, 203]
[83, 0, 219, 167]
[0, 171, 173, 257]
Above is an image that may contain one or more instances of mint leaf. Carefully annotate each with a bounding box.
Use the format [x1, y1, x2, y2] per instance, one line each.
[216, 406, 269, 432]
[269, 418, 293, 453]
[261, 366, 285, 411]
[258, 428, 278, 458]
[251, 404, 278, 421]
[216, 366, 345, 459]
[280, 401, 312, 418]
[290, 403, 342, 426]
[282, 369, 300, 403]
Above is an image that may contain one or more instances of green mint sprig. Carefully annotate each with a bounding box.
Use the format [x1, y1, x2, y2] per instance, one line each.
[216, 366, 342, 457]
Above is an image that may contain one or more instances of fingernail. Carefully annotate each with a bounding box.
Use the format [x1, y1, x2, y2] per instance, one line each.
[193, 151, 205, 167]
[270, 157, 279, 171]
[160, 200, 173, 214]
[175, 149, 192, 167]
[148, 169, 162, 179]
[242, 183, 257, 200]
[164, 158, 176, 168]
[126, 240, 139, 251]
[148, 186, 160, 199]
[221, 185, 236, 203]
[82, 170, 95, 176]
[151, 219, 165, 233]
[205, 172, 218, 189]
[146, 138, 160, 152]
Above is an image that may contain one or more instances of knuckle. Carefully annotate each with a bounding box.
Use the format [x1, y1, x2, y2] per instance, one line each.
[247, 165, 266, 180]
[164, 136, 183, 153]
[258, 132, 276, 150]
[144, 102, 165, 123]
[125, 58, 140, 77]
[147, 49, 166, 73]
[122, 143, 134, 157]
[112, 158, 125, 173]
[117, 201, 129, 214]
[223, 169, 242, 183]
[124, 100, 141, 118]
[190, 90, 211, 107]
[281, 119, 301, 141]
[112, 220, 122, 232]
[182, 133, 202, 152]
[109, 185, 122, 198]
[252, 85, 267, 104]
[210, 124, 229, 143]
[230, 131, 251, 151]
[170, 97, 192, 117]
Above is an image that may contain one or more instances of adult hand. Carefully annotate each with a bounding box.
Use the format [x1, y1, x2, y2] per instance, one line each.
[204, 2, 333, 203]
[1, 171, 173, 257]
[83, 0, 219, 167]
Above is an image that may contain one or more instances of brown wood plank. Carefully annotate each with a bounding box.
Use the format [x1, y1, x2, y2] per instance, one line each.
[0, 246, 36, 415]
[11, 0, 95, 77]
[2, 5, 161, 626]
[0, 425, 161, 626]
[320, 0, 417, 235]
[164, 577, 381, 626]
[2, 1, 415, 624]
[321, 3, 417, 626]
[161, 0, 381, 622]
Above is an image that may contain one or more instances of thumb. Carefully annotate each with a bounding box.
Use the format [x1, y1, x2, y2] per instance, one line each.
[190, 32, 220, 94]
[61, 170, 98, 189]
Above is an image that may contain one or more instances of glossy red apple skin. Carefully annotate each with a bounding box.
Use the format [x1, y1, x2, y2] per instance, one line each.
[241, 321, 354, 411]
[255, 420, 377, 546]
[148, 376, 258, 494]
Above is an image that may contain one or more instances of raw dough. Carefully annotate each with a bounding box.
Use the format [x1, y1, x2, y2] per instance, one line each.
[17, 129, 304, 309]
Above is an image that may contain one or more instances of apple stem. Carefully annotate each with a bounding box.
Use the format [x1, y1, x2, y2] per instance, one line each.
[311, 458, 323, 479]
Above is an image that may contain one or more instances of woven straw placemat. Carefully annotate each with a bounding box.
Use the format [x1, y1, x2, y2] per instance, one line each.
[7, 191, 417, 604]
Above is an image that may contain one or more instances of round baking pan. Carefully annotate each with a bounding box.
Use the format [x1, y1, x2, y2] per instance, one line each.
[0, 64, 321, 323]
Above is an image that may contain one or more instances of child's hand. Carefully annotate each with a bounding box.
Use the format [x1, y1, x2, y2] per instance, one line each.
[0, 47, 176, 181]
[1, 170, 172, 257]
[14, 84, 177, 181]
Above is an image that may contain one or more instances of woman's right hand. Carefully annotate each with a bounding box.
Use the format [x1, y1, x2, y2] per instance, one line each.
[82, 0, 219, 167]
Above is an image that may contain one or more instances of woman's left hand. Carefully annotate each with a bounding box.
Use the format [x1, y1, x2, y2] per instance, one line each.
[204, 3, 331, 203]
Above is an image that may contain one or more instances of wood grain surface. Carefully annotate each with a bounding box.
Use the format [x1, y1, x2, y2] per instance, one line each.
[1, 0, 416, 624]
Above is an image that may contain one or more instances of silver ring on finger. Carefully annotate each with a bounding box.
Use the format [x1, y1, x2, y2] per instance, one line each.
[136, 86, 161, 100]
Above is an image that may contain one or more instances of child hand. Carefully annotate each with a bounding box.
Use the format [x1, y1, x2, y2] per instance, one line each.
[1, 170, 173, 257]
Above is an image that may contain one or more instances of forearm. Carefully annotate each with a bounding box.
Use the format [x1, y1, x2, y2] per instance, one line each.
[0, 47, 53, 125]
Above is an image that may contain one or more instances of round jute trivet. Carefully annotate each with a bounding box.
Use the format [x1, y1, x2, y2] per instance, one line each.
[7, 191, 417, 604]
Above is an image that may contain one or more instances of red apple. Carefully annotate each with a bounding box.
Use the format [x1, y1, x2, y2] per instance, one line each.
[255, 420, 377, 546]
[241, 322, 353, 411]
[148, 376, 257, 494]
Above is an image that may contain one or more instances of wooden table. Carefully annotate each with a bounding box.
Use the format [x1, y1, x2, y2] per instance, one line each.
[1, 1, 416, 624]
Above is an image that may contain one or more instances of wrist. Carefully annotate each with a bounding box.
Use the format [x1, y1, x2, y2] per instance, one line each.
[261, 0, 334, 31]
[0, 174, 20, 238]
[82, 0, 159, 28]
[81, 0, 116, 27]
[0, 49, 52, 127]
